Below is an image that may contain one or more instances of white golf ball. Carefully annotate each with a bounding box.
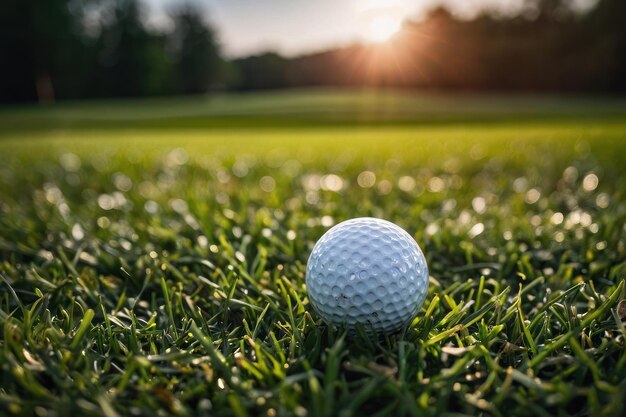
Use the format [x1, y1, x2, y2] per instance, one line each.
[306, 217, 429, 334]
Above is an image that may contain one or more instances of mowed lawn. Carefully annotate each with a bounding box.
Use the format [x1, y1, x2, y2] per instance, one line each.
[1, 90, 625, 417]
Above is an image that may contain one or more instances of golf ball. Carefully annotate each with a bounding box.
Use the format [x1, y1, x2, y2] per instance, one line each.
[306, 217, 429, 334]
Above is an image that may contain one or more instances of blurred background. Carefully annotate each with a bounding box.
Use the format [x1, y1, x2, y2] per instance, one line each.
[1, 0, 625, 104]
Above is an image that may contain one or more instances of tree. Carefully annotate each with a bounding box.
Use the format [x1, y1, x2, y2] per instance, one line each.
[0, 0, 83, 102]
[90, 0, 172, 97]
[168, 5, 222, 94]
[583, 0, 626, 91]
[231, 53, 291, 90]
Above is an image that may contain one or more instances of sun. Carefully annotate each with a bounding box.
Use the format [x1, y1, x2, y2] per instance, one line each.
[364, 15, 402, 43]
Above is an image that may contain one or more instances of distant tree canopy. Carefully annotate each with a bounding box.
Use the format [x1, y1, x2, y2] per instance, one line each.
[230, 0, 626, 94]
[0, 0, 223, 102]
[0, 0, 82, 102]
[88, 0, 170, 98]
[1, 0, 625, 102]
[169, 6, 222, 94]
[232, 53, 291, 91]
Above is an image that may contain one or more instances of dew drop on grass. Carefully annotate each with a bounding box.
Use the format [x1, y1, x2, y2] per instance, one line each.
[59, 153, 81, 172]
[72, 224, 84, 241]
[97, 216, 110, 228]
[596, 193, 609, 208]
[321, 174, 343, 191]
[98, 194, 115, 210]
[144, 200, 159, 214]
[425, 224, 438, 236]
[260, 176, 276, 192]
[513, 177, 528, 192]
[472, 197, 486, 214]
[562, 166, 578, 183]
[398, 176, 416, 191]
[468, 223, 484, 239]
[112, 172, 132, 191]
[357, 171, 376, 188]
[428, 177, 444, 192]
[321, 216, 334, 227]
[305, 191, 320, 205]
[551, 212, 564, 225]
[582, 173, 599, 191]
[377, 179, 392, 195]
[525, 188, 541, 204]
[197, 236, 209, 248]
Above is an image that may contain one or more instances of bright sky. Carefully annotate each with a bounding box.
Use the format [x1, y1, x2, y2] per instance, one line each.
[148, 0, 596, 58]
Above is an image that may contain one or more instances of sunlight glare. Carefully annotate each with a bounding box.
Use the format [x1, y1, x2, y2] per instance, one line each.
[366, 15, 402, 43]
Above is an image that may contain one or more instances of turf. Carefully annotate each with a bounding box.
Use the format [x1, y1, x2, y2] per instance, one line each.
[1, 90, 626, 417]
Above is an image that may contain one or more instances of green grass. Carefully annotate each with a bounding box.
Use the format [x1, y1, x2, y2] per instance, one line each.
[3, 89, 626, 133]
[1, 90, 626, 417]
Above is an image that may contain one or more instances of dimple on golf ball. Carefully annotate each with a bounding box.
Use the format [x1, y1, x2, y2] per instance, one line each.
[306, 217, 429, 334]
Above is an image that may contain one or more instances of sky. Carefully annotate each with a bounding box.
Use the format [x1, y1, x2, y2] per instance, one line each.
[148, 0, 597, 58]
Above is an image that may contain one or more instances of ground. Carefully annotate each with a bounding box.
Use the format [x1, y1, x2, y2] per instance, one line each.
[0, 90, 625, 417]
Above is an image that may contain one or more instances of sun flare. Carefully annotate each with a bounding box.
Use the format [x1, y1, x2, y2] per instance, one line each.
[365, 15, 402, 43]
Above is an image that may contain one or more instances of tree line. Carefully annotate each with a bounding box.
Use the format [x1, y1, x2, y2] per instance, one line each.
[233, 0, 625, 93]
[1, 0, 223, 102]
[1, 0, 625, 103]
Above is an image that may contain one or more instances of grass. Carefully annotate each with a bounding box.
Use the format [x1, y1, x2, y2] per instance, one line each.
[3, 89, 626, 133]
[1, 89, 625, 417]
